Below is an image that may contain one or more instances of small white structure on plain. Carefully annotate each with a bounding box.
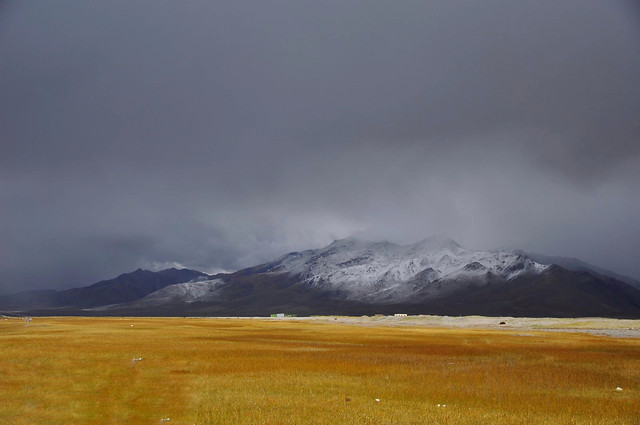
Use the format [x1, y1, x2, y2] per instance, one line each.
[132, 357, 143, 362]
[375, 398, 380, 402]
[130, 324, 134, 327]
[437, 404, 440, 407]
[616, 387, 623, 391]
[160, 418, 171, 422]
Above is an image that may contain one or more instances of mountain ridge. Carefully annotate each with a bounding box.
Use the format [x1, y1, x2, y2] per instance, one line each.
[2, 237, 640, 318]
[0, 268, 207, 310]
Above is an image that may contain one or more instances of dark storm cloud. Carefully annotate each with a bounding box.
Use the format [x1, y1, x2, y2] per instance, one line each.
[1, 0, 639, 293]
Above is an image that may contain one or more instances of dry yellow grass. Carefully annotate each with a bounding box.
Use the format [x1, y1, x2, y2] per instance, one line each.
[0, 316, 638, 424]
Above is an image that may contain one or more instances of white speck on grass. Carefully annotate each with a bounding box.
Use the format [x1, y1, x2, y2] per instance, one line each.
[616, 387, 623, 391]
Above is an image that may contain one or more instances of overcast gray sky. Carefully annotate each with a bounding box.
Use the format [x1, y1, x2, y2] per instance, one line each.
[1, 0, 639, 293]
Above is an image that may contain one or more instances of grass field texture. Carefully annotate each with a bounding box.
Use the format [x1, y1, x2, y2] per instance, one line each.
[0, 317, 638, 424]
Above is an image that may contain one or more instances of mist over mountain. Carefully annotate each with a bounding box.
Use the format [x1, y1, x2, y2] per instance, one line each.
[1, 1, 639, 295]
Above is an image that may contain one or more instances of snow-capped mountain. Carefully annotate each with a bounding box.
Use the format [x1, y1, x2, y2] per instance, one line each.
[131, 235, 550, 308]
[3, 236, 640, 317]
[107, 236, 640, 318]
[254, 235, 548, 303]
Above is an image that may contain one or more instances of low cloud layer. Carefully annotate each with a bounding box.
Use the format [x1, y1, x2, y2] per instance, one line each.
[1, 1, 639, 293]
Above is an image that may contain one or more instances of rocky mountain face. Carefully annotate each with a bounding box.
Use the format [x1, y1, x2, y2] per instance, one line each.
[249, 236, 548, 303]
[2, 237, 640, 318]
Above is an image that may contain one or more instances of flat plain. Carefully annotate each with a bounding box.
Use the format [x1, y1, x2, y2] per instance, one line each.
[0, 316, 638, 424]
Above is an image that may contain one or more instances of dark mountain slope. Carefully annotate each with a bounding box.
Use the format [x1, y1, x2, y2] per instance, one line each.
[518, 251, 640, 289]
[0, 268, 207, 310]
[403, 265, 640, 318]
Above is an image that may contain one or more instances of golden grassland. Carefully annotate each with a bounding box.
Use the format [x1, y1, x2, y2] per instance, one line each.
[0, 317, 638, 424]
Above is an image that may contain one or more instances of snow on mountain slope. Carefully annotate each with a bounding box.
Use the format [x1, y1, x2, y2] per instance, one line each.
[261, 235, 548, 301]
[134, 278, 224, 305]
[133, 236, 548, 306]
